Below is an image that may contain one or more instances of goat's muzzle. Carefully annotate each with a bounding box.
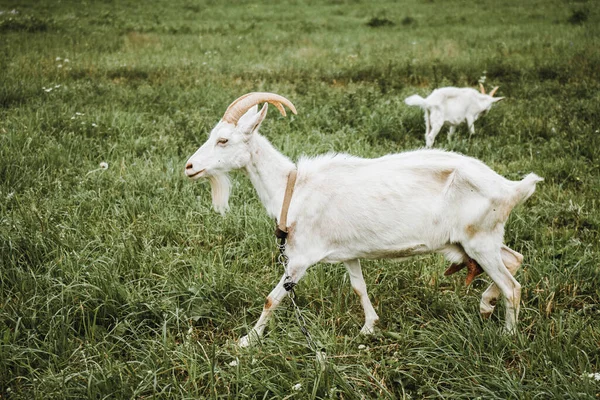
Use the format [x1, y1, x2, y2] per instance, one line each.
[185, 162, 205, 179]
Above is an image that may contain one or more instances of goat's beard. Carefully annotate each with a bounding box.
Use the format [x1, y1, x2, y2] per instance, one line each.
[207, 173, 231, 215]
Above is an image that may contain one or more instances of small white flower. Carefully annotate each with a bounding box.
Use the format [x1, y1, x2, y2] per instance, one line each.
[6, 192, 14, 199]
[57, 64, 63, 68]
[56, 57, 62, 61]
[10, 9, 18, 14]
[99, 162, 109, 169]
[75, 112, 84, 116]
[54, 84, 61, 88]
[64, 58, 70, 63]
[358, 344, 367, 350]
[228, 359, 239, 367]
[292, 383, 302, 391]
[91, 123, 98, 128]
[70, 116, 75, 120]
[43, 87, 53, 92]
[586, 372, 600, 381]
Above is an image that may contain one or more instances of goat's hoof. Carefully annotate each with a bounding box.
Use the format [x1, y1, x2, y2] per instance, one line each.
[238, 330, 262, 347]
[502, 326, 518, 335]
[360, 323, 377, 335]
[480, 300, 495, 319]
[237, 335, 252, 348]
[480, 311, 492, 319]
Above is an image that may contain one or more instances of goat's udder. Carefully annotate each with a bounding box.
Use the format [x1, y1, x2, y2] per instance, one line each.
[444, 258, 484, 286]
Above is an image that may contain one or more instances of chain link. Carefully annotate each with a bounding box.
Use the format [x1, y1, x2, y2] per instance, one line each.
[276, 237, 321, 353]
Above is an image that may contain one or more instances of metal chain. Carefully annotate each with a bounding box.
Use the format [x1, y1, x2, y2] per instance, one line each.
[276, 237, 322, 353]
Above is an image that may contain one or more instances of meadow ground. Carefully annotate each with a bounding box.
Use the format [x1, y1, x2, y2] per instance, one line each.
[1, 0, 599, 398]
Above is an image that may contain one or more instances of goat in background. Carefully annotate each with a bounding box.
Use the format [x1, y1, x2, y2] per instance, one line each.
[405, 84, 505, 147]
[185, 92, 541, 347]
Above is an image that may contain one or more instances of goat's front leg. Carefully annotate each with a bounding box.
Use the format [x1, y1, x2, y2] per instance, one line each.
[344, 259, 379, 334]
[238, 265, 308, 347]
[480, 246, 523, 318]
[465, 240, 521, 333]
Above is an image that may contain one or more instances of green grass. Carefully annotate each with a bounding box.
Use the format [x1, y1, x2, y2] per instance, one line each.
[1, 0, 599, 398]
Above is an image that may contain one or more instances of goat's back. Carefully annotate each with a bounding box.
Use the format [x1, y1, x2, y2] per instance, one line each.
[426, 86, 479, 100]
[289, 150, 536, 261]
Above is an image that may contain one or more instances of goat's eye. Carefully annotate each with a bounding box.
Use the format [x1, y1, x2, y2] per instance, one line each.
[217, 138, 228, 146]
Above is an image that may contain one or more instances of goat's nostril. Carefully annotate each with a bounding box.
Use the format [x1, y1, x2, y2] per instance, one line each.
[185, 162, 193, 170]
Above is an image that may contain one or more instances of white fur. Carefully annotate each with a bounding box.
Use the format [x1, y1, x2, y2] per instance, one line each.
[207, 174, 231, 215]
[185, 102, 541, 347]
[405, 87, 504, 147]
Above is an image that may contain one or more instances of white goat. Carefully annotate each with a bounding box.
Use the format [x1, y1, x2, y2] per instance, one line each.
[405, 84, 505, 148]
[185, 92, 541, 347]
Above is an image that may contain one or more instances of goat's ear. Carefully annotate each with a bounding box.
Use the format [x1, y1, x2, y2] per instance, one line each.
[236, 104, 259, 127]
[238, 103, 268, 137]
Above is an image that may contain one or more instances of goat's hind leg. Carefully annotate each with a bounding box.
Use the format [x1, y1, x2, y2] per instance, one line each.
[344, 259, 379, 334]
[424, 110, 431, 138]
[447, 125, 457, 141]
[480, 246, 523, 318]
[426, 111, 444, 148]
[464, 240, 522, 333]
[238, 264, 309, 347]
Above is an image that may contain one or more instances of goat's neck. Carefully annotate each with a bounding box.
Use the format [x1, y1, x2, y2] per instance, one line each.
[244, 134, 295, 219]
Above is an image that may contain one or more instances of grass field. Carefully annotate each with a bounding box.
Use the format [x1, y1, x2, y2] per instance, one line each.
[1, 0, 599, 398]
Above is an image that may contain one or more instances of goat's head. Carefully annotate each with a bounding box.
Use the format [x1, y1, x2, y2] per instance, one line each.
[479, 84, 505, 102]
[478, 84, 505, 114]
[185, 92, 297, 214]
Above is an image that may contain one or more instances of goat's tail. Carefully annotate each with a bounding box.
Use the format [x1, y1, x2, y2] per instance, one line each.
[511, 173, 543, 207]
[404, 94, 428, 109]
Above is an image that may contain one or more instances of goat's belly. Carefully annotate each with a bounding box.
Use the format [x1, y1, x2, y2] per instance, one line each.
[322, 243, 431, 263]
[445, 116, 465, 126]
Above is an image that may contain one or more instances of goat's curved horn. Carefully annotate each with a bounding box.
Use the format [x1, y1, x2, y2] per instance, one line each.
[489, 86, 499, 97]
[479, 83, 486, 94]
[221, 92, 297, 125]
